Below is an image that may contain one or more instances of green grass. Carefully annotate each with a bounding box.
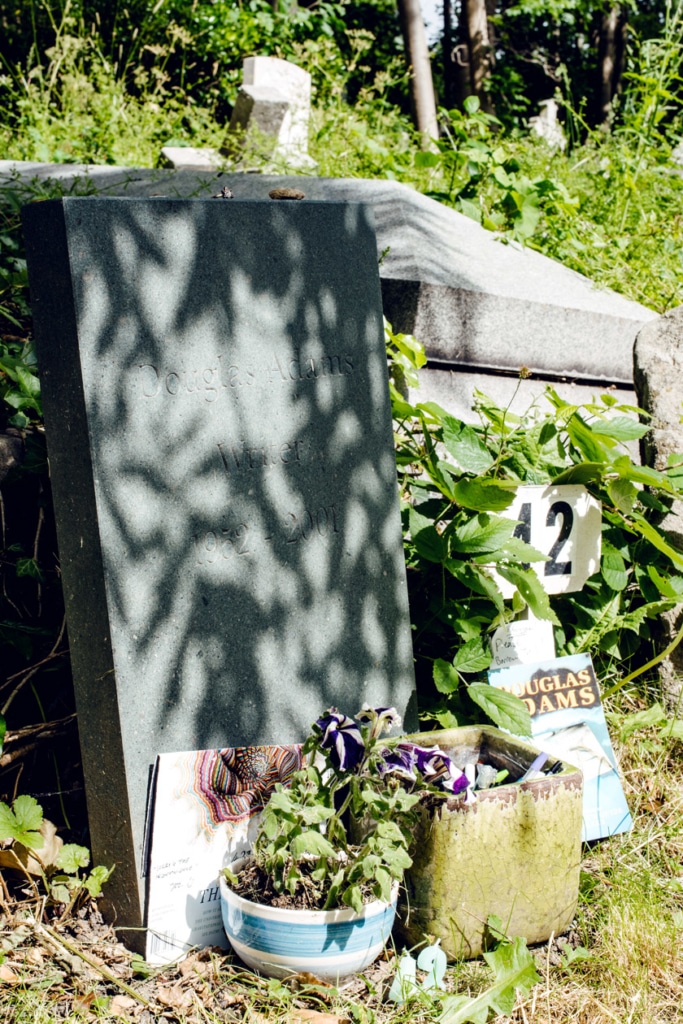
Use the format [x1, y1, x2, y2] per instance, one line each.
[0, 703, 681, 1023]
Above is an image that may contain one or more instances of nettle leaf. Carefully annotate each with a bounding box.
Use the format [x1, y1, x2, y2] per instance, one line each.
[453, 478, 515, 512]
[442, 419, 493, 474]
[476, 537, 547, 564]
[601, 542, 628, 591]
[434, 658, 461, 694]
[592, 416, 649, 442]
[409, 507, 446, 563]
[451, 513, 515, 554]
[447, 562, 506, 614]
[647, 566, 683, 599]
[608, 477, 638, 513]
[56, 844, 90, 874]
[613, 456, 674, 493]
[452, 638, 491, 674]
[552, 461, 605, 485]
[497, 565, 560, 624]
[567, 415, 614, 463]
[468, 684, 532, 736]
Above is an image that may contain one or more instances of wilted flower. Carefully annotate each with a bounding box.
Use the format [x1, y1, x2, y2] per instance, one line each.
[357, 705, 402, 739]
[379, 742, 468, 795]
[315, 709, 364, 771]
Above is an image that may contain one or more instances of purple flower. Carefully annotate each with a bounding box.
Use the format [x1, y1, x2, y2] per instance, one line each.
[415, 746, 469, 794]
[315, 709, 364, 771]
[379, 743, 418, 782]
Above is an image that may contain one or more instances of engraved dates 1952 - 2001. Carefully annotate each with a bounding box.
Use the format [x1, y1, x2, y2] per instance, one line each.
[193, 504, 340, 565]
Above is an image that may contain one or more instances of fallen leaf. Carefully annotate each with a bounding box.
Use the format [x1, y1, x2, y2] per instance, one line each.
[0, 964, 19, 983]
[156, 983, 193, 1009]
[285, 972, 333, 989]
[0, 819, 63, 875]
[73, 991, 95, 1012]
[110, 994, 139, 1017]
[179, 954, 212, 979]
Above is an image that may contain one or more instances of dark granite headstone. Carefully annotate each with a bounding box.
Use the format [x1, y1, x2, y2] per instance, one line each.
[22, 197, 416, 941]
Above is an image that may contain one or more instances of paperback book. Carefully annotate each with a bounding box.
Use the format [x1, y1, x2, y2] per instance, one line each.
[144, 744, 302, 965]
[488, 652, 632, 842]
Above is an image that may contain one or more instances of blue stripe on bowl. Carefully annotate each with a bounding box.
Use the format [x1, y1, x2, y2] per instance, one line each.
[223, 899, 396, 957]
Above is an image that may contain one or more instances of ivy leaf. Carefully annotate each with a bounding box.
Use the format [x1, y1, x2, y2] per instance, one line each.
[496, 565, 560, 624]
[442, 419, 493, 474]
[468, 684, 532, 737]
[452, 478, 515, 512]
[452, 639, 491, 674]
[409, 507, 446, 563]
[433, 658, 461, 694]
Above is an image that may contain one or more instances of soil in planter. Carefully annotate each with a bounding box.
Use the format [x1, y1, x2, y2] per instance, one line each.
[230, 860, 380, 912]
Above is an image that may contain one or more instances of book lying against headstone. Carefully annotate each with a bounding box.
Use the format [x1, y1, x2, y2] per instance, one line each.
[488, 652, 632, 842]
[144, 744, 302, 965]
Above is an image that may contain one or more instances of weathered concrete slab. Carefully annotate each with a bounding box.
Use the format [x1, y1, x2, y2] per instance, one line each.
[2, 164, 657, 386]
[408, 366, 638, 424]
[22, 196, 416, 941]
[634, 308, 683, 705]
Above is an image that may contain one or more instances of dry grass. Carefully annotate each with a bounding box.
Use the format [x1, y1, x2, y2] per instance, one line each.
[0, 712, 681, 1023]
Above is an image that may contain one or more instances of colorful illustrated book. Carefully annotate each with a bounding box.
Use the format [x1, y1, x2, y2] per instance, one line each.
[488, 652, 632, 842]
[144, 744, 302, 965]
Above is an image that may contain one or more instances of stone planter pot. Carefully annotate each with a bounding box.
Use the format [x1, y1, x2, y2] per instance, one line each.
[219, 859, 398, 982]
[397, 726, 583, 959]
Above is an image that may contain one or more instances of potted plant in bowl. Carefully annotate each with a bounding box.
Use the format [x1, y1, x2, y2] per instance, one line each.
[219, 705, 468, 982]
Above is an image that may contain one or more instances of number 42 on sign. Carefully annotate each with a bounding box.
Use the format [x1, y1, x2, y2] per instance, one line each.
[495, 484, 602, 597]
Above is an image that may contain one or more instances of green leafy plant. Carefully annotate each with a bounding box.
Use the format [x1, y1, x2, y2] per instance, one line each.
[0, 793, 112, 912]
[386, 321, 683, 724]
[440, 915, 540, 1023]
[225, 705, 474, 914]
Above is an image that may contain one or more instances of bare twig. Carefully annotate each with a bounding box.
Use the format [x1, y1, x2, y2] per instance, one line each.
[35, 922, 151, 1007]
[0, 713, 76, 768]
[1, 614, 67, 713]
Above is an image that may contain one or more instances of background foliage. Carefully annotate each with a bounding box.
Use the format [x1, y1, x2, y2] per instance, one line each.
[2, 0, 683, 826]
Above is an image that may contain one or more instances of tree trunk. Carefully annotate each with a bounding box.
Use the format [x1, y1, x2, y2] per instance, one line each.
[397, 0, 439, 149]
[596, 5, 626, 124]
[464, 0, 495, 112]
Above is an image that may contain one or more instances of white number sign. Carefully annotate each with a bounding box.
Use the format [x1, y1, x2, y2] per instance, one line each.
[495, 484, 602, 596]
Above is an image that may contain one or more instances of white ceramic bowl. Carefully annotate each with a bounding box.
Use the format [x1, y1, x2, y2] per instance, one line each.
[220, 863, 397, 982]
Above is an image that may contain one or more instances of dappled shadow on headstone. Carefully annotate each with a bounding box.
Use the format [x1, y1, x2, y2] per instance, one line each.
[23, 196, 415, 928]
